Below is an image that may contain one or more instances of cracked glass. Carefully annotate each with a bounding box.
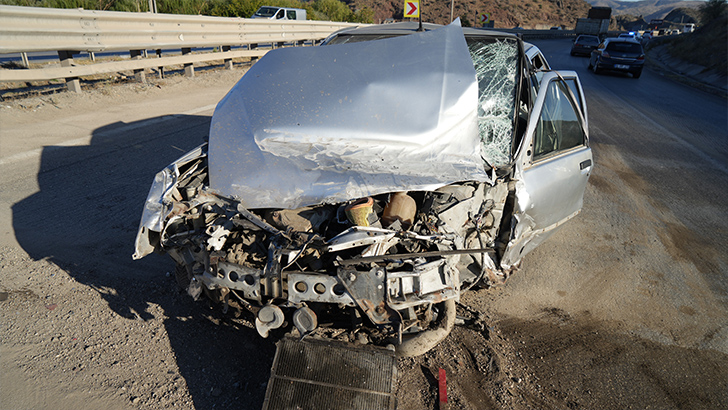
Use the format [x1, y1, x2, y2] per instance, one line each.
[467, 38, 519, 167]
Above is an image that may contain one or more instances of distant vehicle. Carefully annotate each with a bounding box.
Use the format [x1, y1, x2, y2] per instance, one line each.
[618, 32, 636, 39]
[251, 6, 306, 20]
[575, 6, 611, 37]
[550, 26, 562, 30]
[571, 34, 600, 56]
[589, 37, 645, 79]
[648, 19, 664, 30]
[683, 23, 695, 33]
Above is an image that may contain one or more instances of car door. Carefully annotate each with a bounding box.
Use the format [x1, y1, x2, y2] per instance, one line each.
[501, 71, 592, 268]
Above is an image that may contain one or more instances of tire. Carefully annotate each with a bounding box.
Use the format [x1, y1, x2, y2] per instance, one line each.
[632, 69, 642, 79]
[175, 263, 192, 289]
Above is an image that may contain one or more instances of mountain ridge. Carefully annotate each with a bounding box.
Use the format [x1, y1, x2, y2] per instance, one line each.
[586, 0, 703, 21]
[344, 0, 704, 28]
[344, 0, 592, 28]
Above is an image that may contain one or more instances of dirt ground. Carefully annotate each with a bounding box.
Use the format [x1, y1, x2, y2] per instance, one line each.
[1, 62, 727, 410]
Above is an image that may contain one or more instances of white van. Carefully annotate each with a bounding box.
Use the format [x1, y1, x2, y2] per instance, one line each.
[251, 6, 307, 21]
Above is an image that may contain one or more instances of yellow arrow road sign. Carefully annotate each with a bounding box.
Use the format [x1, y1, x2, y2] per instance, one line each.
[404, 0, 419, 18]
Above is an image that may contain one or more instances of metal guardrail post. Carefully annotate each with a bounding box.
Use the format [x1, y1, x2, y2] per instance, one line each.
[250, 43, 259, 62]
[130, 49, 147, 83]
[181, 48, 194, 77]
[20, 52, 29, 68]
[156, 49, 164, 78]
[57, 50, 81, 93]
[222, 46, 233, 70]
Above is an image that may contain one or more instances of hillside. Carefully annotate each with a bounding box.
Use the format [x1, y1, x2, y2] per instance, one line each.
[344, 0, 592, 28]
[586, 0, 703, 21]
[614, 7, 700, 29]
[662, 12, 727, 76]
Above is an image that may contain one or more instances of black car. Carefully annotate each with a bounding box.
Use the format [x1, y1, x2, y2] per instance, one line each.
[570, 34, 600, 56]
[589, 37, 645, 78]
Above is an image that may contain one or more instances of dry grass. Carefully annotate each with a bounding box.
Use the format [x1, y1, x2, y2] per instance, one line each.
[665, 14, 727, 75]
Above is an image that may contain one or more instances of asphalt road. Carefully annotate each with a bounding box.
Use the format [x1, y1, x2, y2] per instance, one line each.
[506, 39, 728, 344]
[1, 38, 726, 409]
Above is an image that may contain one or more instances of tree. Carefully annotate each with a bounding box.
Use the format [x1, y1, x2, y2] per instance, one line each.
[700, 0, 727, 25]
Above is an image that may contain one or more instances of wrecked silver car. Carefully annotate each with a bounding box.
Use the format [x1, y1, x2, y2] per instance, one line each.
[133, 21, 592, 356]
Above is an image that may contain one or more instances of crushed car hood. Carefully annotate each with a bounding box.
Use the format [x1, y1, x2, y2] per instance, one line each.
[208, 21, 490, 210]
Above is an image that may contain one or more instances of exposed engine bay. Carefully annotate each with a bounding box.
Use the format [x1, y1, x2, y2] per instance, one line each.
[134, 144, 514, 356]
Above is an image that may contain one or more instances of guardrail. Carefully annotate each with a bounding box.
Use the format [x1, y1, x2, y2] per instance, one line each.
[0, 5, 360, 92]
[488, 28, 577, 40]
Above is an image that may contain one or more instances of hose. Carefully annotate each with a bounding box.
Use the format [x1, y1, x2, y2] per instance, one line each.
[395, 298, 456, 357]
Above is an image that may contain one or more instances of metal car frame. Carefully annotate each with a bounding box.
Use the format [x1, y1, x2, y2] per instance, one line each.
[133, 21, 592, 356]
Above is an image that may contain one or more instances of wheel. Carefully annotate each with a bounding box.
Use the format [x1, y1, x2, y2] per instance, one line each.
[632, 69, 642, 79]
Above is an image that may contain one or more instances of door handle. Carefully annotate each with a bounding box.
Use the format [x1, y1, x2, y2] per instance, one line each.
[580, 159, 592, 170]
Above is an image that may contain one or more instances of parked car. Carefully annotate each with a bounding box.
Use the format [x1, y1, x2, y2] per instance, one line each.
[571, 34, 600, 56]
[134, 21, 592, 357]
[589, 37, 645, 78]
[618, 32, 636, 39]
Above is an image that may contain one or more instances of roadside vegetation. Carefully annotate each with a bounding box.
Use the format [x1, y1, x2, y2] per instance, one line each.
[0, 0, 375, 22]
[662, 0, 727, 75]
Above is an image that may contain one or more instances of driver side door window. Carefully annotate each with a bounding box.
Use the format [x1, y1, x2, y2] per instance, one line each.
[533, 79, 586, 160]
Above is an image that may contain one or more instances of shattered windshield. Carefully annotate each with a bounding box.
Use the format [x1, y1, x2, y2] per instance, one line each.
[467, 38, 519, 167]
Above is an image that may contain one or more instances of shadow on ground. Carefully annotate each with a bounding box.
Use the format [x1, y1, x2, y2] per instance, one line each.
[11, 114, 275, 409]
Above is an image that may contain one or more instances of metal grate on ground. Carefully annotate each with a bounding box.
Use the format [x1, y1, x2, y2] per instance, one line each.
[262, 337, 397, 410]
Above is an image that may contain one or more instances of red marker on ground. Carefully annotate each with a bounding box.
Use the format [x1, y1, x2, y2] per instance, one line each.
[438, 367, 448, 409]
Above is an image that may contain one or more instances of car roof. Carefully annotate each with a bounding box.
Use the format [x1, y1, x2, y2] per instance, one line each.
[324, 22, 519, 41]
[605, 37, 640, 44]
